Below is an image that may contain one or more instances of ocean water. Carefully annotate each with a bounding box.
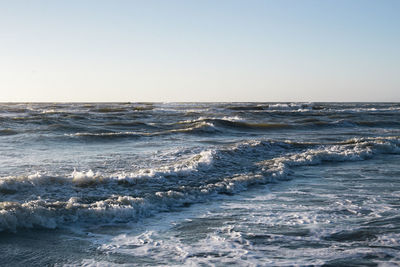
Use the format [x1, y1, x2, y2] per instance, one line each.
[0, 102, 399, 266]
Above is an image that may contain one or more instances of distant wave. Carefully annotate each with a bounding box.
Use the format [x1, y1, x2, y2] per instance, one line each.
[66, 121, 219, 140]
[1, 103, 400, 141]
[89, 105, 154, 113]
[2, 116, 399, 141]
[203, 119, 290, 130]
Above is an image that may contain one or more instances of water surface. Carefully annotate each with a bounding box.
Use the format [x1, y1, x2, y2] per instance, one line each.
[0, 102, 399, 266]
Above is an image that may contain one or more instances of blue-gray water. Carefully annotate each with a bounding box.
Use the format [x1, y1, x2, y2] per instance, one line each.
[0, 102, 399, 266]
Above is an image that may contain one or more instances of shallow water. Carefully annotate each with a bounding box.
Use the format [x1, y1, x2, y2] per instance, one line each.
[0, 102, 399, 266]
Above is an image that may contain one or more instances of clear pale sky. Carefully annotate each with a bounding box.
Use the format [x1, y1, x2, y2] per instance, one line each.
[1, 0, 399, 102]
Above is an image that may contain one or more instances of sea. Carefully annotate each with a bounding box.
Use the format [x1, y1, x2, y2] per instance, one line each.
[0, 102, 399, 266]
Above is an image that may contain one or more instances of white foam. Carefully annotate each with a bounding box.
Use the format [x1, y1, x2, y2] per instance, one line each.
[196, 115, 243, 122]
[0, 195, 150, 232]
[267, 102, 314, 111]
[0, 172, 68, 192]
[69, 121, 218, 138]
[65, 259, 130, 267]
[119, 149, 214, 181]
[71, 169, 102, 186]
[260, 136, 400, 179]
[69, 131, 141, 137]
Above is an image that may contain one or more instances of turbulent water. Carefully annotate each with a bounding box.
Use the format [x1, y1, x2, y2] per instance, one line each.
[1, 102, 399, 266]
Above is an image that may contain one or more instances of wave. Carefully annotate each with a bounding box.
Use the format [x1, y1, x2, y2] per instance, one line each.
[1, 103, 399, 141]
[1, 136, 399, 232]
[172, 118, 291, 134]
[171, 118, 291, 133]
[259, 136, 400, 179]
[228, 105, 266, 111]
[91, 107, 130, 113]
[89, 104, 154, 113]
[66, 121, 218, 140]
[0, 129, 19, 136]
[205, 119, 291, 130]
[172, 117, 399, 134]
[2, 117, 398, 141]
[226, 103, 318, 112]
[67, 131, 143, 140]
[225, 103, 400, 113]
[104, 121, 154, 128]
[266, 103, 314, 111]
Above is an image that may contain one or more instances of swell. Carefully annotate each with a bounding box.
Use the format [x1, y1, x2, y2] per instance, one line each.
[0, 129, 18, 136]
[89, 105, 154, 113]
[207, 118, 400, 130]
[3, 116, 399, 142]
[1, 103, 399, 141]
[226, 103, 319, 111]
[204, 119, 291, 130]
[1, 136, 399, 232]
[66, 121, 218, 140]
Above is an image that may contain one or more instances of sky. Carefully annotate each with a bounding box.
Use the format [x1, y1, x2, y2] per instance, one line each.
[0, 0, 399, 102]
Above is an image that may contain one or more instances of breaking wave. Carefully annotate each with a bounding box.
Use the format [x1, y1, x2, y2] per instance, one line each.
[1, 136, 399, 232]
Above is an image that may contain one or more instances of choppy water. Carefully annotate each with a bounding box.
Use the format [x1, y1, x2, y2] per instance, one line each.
[0, 102, 399, 266]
